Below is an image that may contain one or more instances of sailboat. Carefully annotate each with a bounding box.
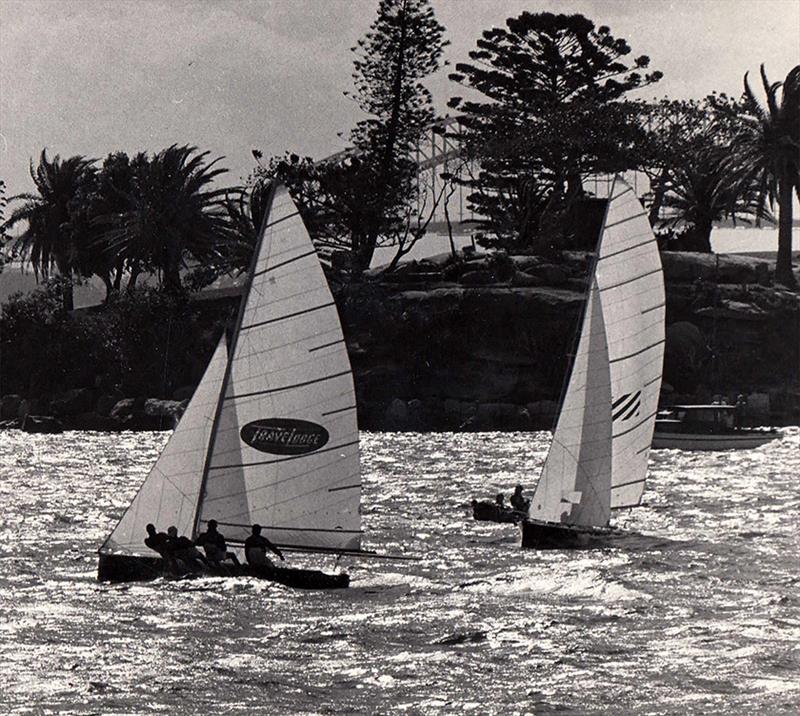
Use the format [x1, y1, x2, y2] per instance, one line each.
[98, 183, 363, 588]
[521, 176, 666, 549]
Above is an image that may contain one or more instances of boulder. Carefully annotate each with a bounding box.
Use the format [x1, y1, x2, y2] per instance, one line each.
[110, 398, 138, 420]
[22, 415, 64, 434]
[511, 271, 546, 287]
[96, 393, 124, 417]
[0, 394, 22, 419]
[459, 269, 496, 286]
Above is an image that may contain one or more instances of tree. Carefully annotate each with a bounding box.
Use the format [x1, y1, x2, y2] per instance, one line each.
[727, 65, 800, 287]
[448, 12, 661, 250]
[643, 95, 764, 252]
[2, 150, 97, 310]
[100, 145, 231, 293]
[345, 0, 447, 271]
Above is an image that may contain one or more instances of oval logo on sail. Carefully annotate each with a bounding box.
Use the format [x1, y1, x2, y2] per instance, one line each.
[240, 418, 329, 455]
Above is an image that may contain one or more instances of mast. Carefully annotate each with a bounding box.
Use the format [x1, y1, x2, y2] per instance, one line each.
[190, 182, 278, 539]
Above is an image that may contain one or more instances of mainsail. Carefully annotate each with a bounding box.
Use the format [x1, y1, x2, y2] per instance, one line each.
[528, 177, 665, 527]
[195, 184, 361, 552]
[101, 183, 361, 560]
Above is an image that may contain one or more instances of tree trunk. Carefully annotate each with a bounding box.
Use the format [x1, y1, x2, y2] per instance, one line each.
[61, 277, 74, 312]
[775, 173, 796, 287]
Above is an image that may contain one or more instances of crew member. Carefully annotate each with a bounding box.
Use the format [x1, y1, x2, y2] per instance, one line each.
[195, 519, 241, 567]
[244, 524, 285, 568]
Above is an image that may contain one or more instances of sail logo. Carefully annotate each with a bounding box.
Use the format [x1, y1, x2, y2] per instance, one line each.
[241, 419, 330, 455]
[612, 391, 641, 421]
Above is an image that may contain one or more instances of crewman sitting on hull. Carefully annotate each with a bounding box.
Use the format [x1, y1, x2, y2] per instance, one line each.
[195, 519, 241, 570]
[510, 484, 530, 513]
[144, 523, 177, 571]
[166, 525, 208, 572]
[244, 524, 286, 569]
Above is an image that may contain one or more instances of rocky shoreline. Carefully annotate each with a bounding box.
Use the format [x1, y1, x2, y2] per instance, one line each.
[1, 250, 798, 433]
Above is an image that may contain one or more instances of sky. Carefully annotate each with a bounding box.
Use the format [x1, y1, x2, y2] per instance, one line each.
[1, 0, 799, 200]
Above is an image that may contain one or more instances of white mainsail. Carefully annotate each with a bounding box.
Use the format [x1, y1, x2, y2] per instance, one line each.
[195, 184, 362, 552]
[528, 177, 665, 527]
[101, 337, 228, 556]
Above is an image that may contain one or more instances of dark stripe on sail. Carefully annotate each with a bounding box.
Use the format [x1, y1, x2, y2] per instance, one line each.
[613, 391, 641, 421]
[603, 210, 648, 230]
[253, 248, 316, 278]
[600, 237, 654, 261]
[609, 187, 633, 202]
[609, 339, 665, 364]
[643, 374, 661, 388]
[262, 210, 301, 230]
[226, 369, 351, 401]
[636, 445, 650, 455]
[328, 483, 360, 493]
[613, 410, 658, 439]
[600, 267, 662, 293]
[321, 404, 357, 417]
[309, 338, 345, 353]
[241, 301, 336, 332]
[208, 439, 359, 470]
[642, 301, 666, 315]
[612, 393, 631, 410]
[621, 399, 641, 421]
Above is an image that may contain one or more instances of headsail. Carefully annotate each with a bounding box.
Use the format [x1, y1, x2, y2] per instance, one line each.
[100, 337, 228, 556]
[528, 177, 664, 527]
[195, 184, 361, 552]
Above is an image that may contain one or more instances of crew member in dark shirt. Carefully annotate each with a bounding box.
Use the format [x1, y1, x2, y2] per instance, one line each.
[244, 524, 285, 567]
[166, 525, 208, 571]
[195, 519, 241, 567]
[144, 523, 178, 571]
[510, 484, 530, 513]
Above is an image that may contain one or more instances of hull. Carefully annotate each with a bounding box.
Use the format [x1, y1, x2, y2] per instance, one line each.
[471, 500, 525, 524]
[520, 520, 614, 550]
[652, 429, 781, 451]
[97, 552, 350, 589]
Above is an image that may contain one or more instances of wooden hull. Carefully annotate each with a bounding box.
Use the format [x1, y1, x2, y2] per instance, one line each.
[471, 500, 526, 524]
[97, 552, 350, 589]
[520, 520, 614, 549]
[652, 429, 781, 451]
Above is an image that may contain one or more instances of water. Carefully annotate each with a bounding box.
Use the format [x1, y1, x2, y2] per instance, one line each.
[1, 428, 798, 715]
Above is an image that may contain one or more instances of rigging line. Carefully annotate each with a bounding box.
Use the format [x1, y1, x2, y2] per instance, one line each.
[240, 301, 336, 332]
[208, 439, 360, 470]
[261, 209, 301, 231]
[225, 369, 351, 401]
[599, 267, 662, 293]
[253, 249, 316, 278]
[602, 210, 649, 230]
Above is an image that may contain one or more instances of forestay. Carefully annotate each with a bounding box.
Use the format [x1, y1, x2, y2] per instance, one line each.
[101, 338, 228, 556]
[196, 185, 362, 552]
[529, 177, 665, 527]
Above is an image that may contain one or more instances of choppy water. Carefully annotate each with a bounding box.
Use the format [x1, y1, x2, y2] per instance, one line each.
[0, 428, 798, 715]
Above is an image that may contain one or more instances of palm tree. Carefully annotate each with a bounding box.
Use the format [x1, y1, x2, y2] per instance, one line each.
[2, 150, 97, 309]
[101, 145, 231, 293]
[729, 65, 800, 287]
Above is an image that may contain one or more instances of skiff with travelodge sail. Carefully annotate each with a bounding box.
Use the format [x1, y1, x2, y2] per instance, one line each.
[521, 176, 666, 549]
[98, 183, 364, 588]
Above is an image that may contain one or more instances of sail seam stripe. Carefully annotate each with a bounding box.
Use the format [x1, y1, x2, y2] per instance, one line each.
[621, 399, 641, 421]
[262, 210, 301, 230]
[600, 267, 662, 292]
[609, 339, 665, 364]
[603, 211, 649, 230]
[321, 405, 357, 416]
[613, 391, 641, 420]
[636, 445, 650, 454]
[612, 478, 646, 488]
[642, 301, 666, 314]
[208, 439, 359, 469]
[613, 410, 658, 439]
[241, 301, 336, 331]
[309, 339, 345, 353]
[226, 369, 351, 400]
[253, 248, 316, 277]
[328, 483, 360, 492]
[599, 237, 654, 261]
[609, 187, 633, 202]
[643, 374, 661, 388]
[612, 393, 631, 410]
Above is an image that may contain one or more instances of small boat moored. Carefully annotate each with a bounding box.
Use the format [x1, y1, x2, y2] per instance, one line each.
[652, 405, 782, 450]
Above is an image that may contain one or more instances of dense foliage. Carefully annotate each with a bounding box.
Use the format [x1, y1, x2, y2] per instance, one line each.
[448, 12, 661, 251]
